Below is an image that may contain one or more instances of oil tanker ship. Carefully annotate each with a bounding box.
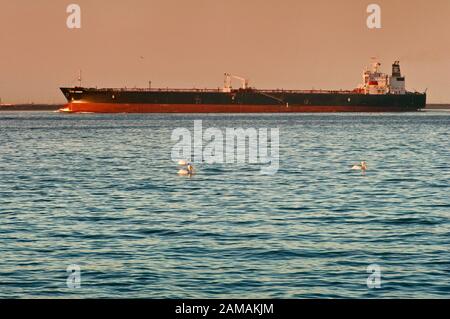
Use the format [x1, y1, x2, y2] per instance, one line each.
[60, 60, 426, 113]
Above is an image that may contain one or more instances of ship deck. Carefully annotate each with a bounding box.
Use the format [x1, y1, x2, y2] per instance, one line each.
[78, 87, 360, 94]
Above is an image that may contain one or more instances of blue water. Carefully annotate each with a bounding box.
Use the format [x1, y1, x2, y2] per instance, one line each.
[0, 111, 449, 298]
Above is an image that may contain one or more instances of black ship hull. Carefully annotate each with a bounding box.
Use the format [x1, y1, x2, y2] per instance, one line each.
[60, 88, 426, 113]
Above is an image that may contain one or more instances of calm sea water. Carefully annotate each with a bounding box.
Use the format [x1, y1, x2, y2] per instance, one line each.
[0, 111, 449, 298]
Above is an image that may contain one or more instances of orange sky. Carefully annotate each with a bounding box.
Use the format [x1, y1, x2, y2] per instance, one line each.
[0, 0, 449, 103]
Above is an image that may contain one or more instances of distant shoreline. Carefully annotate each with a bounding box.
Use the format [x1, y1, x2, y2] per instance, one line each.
[425, 104, 450, 110]
[0, 104, 62, 111]
[0, 104, 449, 111]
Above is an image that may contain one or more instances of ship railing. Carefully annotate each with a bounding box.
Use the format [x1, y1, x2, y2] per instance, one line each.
[82, 87, 226, 93]
[78, 87, 358, 94]
[259, 89, 358, 94]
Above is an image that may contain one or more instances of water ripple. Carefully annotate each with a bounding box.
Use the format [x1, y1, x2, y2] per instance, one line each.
[0, 112, 449, 298]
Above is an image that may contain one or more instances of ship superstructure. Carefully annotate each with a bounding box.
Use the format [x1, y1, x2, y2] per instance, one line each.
[359, 59, 406, 95]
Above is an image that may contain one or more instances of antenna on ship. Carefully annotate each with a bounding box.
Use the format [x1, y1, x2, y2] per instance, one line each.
[78, 70, 82, 87]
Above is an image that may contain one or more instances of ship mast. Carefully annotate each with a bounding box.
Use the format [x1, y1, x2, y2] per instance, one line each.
[78, 70, 82, 87]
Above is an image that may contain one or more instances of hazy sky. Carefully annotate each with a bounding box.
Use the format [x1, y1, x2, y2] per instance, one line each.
[0, 0, 449, 103]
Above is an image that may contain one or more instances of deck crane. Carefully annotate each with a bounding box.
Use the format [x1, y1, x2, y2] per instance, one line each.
[223, 73, 249, 92]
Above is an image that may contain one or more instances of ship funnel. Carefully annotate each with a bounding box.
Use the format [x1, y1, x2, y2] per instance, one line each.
[392, 61, 401, 77]
[389, 61, 406, 95]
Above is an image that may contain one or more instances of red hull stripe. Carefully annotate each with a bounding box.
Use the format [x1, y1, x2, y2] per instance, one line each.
[61, 103, 417, 113]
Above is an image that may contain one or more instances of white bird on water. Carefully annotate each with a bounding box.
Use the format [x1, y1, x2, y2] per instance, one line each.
[352, 161, 368, 171]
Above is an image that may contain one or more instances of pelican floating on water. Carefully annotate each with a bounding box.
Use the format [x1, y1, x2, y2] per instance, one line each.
[352, 161, 368, 171]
